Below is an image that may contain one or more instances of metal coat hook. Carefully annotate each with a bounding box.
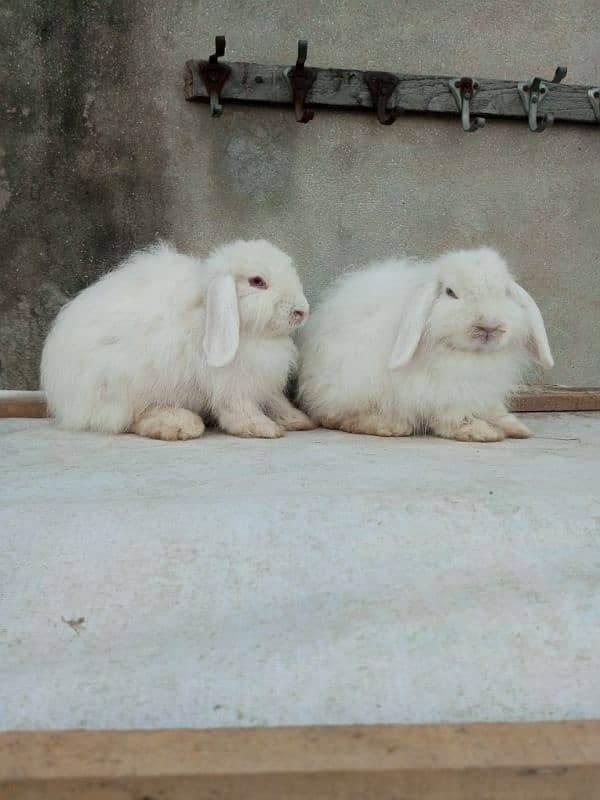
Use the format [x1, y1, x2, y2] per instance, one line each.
[449, 77, 485, 132]
[285, 40, 317, 123]
[365, 72, 400, 125]
[198, 35, 231, 117]
[518, 66, 567, 132]
[588, 88, 600, 122]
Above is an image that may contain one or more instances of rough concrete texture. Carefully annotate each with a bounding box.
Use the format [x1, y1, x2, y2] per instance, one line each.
[1, 413, 599, 729]
[1, 1, 599, 388]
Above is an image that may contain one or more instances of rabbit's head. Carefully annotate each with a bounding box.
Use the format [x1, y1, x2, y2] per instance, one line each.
[203, 239, 309, 367]
[389, 248, 554, 370]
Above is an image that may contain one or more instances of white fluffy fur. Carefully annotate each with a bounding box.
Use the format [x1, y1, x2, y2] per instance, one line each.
[298, 248, 554, 442]
[41, 240, 314, 440]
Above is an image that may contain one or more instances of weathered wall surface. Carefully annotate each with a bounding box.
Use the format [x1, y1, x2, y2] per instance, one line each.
[1, 0, 599, 388]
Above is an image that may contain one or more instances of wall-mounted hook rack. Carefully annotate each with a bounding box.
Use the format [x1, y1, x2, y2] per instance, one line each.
[185, 45, 598, 129]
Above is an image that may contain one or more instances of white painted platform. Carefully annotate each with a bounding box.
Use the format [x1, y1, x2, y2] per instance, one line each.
[1, 414, 599, 730]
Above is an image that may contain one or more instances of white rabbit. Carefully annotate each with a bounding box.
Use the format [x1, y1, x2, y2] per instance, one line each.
[298, 248, 553, 442]
[41, 240, 315, 440]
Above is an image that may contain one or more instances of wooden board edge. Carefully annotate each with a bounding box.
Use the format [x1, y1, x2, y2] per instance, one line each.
[1, 722, 599, 800]
[0, 400, 47, 418]
[1, 388, 599, 420]
[511, 387, 600, 413]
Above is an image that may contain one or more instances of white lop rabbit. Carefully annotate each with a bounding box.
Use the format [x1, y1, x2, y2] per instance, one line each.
[298, 248, 553, 442]
[41, 240, 315, 440]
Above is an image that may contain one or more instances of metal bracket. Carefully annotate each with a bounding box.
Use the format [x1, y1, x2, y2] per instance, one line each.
[449, 77, 485, 132]
[588, 88, 600, 122]
[518, 78, 550, 132]
[518, 66, 567, 132]
[284, 40, 317, 123]
[364, 72, 399, 125]
[198, 35, 231, 117]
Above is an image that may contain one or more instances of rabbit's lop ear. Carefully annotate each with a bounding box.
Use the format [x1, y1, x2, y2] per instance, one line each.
[203, 274, 240, 367]
[388, 280, 438, 369]
[509, 281, 554, 369]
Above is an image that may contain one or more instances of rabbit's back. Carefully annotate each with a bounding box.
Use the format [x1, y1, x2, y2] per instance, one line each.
[58, 243, 203, 330]
[41, 244, 208, 430]
[299, 260, 419, 418]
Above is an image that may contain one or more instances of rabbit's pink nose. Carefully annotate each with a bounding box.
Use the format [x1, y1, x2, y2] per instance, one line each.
[293, 310, 306, 320]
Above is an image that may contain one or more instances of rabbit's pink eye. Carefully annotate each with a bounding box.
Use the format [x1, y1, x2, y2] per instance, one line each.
[446, 288, 458, 299]
[248, 276, 268, 289]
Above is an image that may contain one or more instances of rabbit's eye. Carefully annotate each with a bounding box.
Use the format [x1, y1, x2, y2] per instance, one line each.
[446, 288, 458, 299]
[248, 276, 268, 289]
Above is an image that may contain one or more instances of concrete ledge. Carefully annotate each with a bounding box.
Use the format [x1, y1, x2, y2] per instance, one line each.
[2, 414, 599, 797]
[2, 414, 599, 731]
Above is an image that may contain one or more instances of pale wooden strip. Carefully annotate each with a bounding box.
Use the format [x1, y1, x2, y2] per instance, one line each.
[1, 722, 599, 800]
[512, 386, 600, 412]
[0, 396, 47, 418]
[1, 387, 599, 419]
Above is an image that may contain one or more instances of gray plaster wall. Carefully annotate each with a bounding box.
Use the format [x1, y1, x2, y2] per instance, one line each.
[1, 0, 599, 389]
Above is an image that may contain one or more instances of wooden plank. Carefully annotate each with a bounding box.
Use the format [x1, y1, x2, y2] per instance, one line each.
[512, 386, 600, 412]
[1, 722, 599, 800]
[185, 60, 600, 124]
[0, 391, 47, 419]
[0, 388, 599, 419]
[0, 400, 46, 418]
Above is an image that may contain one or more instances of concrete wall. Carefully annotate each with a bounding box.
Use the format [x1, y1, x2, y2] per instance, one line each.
[1, 0, 599, 389]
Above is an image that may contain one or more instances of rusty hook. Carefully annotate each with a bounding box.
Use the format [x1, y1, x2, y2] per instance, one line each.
[364, 72, 400, 125]
[198, 35, 231, 117]
[285, 40, 317, 123]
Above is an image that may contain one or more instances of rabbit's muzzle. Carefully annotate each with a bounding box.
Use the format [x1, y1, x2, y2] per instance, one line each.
[470, 322, 506, 343]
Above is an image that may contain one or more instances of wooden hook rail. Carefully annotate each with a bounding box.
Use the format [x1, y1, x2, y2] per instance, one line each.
[185, 39, 600, 128]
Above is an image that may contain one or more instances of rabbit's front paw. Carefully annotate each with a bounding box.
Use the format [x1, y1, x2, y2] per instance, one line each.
[267, 396, 317, 431]
[450, 418, 505, 443]
[218, 403, 285, 439]
[492, 413, 532, 439]
[228, 418, 285, 439]
[130, 407, 205, 441]
[280, 409, 317, 431]
[335, 413, 411, 437]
